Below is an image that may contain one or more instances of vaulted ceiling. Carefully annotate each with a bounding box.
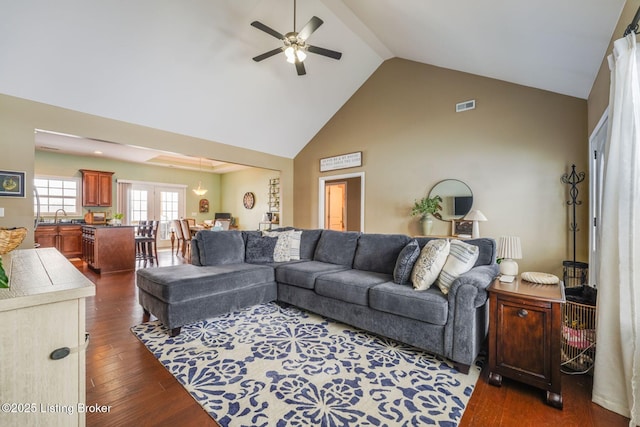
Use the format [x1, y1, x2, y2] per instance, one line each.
[0, 0, 626, 159]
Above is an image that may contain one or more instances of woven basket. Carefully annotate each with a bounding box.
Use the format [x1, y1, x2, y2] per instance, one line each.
[0, 227, 28, 255]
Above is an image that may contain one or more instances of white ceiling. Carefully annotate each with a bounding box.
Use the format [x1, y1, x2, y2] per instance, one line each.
[0, 0, 626, 162]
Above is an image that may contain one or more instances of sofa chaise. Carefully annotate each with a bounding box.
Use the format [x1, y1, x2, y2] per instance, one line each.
[136, 228, 498, 373]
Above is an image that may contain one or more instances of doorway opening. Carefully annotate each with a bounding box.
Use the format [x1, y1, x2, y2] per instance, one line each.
[318, 172, 364, 232]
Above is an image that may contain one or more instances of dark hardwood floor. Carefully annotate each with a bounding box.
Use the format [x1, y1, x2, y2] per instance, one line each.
[83, 250, 629, 426]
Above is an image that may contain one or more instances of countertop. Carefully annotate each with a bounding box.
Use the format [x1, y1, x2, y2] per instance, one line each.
[0, 248, 95, 312]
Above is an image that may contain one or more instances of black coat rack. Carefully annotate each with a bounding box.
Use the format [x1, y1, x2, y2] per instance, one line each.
[624, 5, 640, 36]
[561, 164, 585, 265]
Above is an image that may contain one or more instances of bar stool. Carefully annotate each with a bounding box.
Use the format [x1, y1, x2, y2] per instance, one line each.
[136, 220, 159, 266]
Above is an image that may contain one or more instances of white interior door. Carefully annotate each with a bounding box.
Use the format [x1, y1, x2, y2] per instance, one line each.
[128, 183, 185, 248]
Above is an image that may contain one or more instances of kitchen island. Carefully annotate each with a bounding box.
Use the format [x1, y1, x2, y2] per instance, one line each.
[82, 225, 135, 274]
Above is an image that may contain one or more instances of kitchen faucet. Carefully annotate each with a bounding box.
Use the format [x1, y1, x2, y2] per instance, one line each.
[54, 208, 67, 223]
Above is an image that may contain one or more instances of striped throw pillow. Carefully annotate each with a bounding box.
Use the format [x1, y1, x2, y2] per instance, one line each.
[436, 240, 479, 295]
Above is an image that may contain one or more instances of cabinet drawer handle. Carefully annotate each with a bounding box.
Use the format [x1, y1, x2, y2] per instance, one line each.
[517, 309, 528, 318]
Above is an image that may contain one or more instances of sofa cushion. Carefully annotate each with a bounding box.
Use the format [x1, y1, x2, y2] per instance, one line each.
[136, 263, 275, 303]
[315, 269, 391, 306]
[298, 229, 323, 260]
[436, 239, 480, 295]
[275, 260, 349, 290]
[412, 239, 450, 290]
[195, 230, 245, 265]
[245, 233, 278, 263]
[313, 230, 360, 266]
[393, 239, 421, 285]
[369, 282, 449, 326]
[353, 233, 410, 275]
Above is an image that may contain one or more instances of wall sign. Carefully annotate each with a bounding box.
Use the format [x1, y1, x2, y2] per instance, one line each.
[320, 152, 362, 172]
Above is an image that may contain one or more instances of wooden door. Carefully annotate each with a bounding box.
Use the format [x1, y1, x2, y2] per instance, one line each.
[82, 171, 100, 206]
[35, 226, 58, 249]
[325, 182, 346, 231]
[58, 226, 83, 258]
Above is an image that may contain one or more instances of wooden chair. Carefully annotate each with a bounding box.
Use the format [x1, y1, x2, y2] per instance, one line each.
[180, 219, 193, 258]
[171, 219, 184, 256]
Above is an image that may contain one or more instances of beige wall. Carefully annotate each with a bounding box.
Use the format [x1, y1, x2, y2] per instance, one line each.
[220, 168, 280, 230]
[0, 94, 293, 248]
[588, 0, 640, 134]
[294, 58, 588, 276]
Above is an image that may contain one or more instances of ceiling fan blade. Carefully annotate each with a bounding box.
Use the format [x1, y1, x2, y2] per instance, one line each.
[252, 47, 285, 62]
[307, 45, 342, 60]
[250, 21, 285, 40]
[298, 16, 323, 40]
[295, 60, 306, 76]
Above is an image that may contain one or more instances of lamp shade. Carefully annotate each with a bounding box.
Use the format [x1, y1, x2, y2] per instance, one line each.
[464, 210, 487, 238]
[497, 236, 522, 260]
[464, 210, 487, 222]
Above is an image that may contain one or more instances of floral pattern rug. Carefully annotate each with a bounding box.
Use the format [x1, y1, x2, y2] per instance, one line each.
[131, 302, 480, 426]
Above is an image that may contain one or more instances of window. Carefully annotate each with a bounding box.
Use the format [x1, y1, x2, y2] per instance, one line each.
[130, 189, 149, 222]
[34, 176, 81, 216]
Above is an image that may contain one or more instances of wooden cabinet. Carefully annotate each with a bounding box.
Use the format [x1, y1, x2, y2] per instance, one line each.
[0, 248, 95, 427]
[488, 277, 566, 409]
[80, 169, 114, 207]
[35, 225, 83, 258]
[82, 226, 135, 274]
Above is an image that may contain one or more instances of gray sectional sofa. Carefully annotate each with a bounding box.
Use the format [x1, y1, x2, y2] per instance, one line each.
[136, 228, 498, 373]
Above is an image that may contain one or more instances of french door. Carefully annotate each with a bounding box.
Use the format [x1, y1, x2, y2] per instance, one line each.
[127, 182, 185, 247]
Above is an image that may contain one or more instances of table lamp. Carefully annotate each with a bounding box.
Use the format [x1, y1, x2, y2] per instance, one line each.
[497, 236, 522, 275]
[464, 210, 487, 238]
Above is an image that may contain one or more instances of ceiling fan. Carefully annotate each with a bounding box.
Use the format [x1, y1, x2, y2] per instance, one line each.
[251, 0, 342, 76]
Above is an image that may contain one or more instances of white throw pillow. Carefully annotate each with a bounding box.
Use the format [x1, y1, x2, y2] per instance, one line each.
[412, 239, 450, 291]
[262, 230, 291, 262]
[436, 240, 480, 295]
[288, 230, 302, 260]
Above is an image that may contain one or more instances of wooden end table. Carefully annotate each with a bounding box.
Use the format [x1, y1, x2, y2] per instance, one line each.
[487, 276, 566, 409]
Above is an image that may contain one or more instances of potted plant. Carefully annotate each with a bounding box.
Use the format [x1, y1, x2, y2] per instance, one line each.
[112, 213, 124, 226]
[411, 195, 442, 235]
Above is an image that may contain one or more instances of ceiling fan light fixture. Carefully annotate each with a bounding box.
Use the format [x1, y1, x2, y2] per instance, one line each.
[285, 45, 306, 63]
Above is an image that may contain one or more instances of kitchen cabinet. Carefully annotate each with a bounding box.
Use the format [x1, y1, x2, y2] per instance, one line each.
[35, 225, 83, 258]
[80, 169, 114, 207]
[82, 225, 135, 274]
[0, 248, 95, 427]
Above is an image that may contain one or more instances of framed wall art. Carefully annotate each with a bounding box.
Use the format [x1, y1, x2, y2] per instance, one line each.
[451, 219, 473, 237]
[0, 170, 25, 198]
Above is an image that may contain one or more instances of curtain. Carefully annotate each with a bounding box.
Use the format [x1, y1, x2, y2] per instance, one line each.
[592, 33, 640, 425]
[116, 181, 132, 225]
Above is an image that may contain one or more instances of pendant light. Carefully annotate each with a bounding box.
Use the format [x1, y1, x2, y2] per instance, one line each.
[193, 158, 208, 196]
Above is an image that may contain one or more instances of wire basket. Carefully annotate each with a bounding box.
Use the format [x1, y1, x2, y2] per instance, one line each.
[561, 296, 596, 374]
[0, 227, 28, 255]
[562, 260, 588, 288]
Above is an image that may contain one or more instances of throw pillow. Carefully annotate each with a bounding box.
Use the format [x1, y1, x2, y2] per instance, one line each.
[393, 239, 421, 285]
[288, 230, 302, 260]
[262, 230, 291, 262]
[436, 239, 480, 295]
[245, 234, 278, 263]
[412, 239, 451, 290]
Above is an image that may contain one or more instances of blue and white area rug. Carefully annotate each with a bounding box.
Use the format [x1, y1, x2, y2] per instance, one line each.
[131, 302, 480, 426]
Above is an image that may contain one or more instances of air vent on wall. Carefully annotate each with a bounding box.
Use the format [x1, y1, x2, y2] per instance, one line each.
[456, 100, 476, 112]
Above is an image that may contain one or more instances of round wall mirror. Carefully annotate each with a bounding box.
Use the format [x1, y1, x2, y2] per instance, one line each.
[428, 179, 473, 221]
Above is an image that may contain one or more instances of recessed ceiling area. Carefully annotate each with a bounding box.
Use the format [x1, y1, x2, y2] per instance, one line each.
[34, 130, 251, 174]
